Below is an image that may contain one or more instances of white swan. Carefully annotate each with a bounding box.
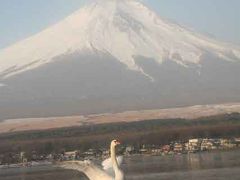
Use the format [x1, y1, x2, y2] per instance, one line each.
[58, 139, 124, 180]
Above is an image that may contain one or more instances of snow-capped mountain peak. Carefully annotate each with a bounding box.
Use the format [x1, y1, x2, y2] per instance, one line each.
[0, 0, 239, 79]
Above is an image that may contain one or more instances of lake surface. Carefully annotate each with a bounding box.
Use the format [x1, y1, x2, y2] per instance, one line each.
[1, 150, 240, 180]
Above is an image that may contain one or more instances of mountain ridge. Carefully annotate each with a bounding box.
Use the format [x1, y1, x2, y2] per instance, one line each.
[0, 0, 240, 120]
[0, 0, 239, 79]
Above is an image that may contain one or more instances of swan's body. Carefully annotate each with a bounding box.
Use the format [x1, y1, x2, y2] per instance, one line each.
[58, 140, 124, 180]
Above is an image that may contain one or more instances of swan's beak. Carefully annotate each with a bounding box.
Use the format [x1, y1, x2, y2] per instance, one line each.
[116, 141, 121, 145]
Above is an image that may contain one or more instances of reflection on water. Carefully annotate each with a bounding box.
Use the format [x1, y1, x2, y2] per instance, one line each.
[0, 167, 88, 180]
[1, 150, 240, 180]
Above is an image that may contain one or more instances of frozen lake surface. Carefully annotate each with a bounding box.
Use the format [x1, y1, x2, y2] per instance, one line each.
[1, 150, 240, 180]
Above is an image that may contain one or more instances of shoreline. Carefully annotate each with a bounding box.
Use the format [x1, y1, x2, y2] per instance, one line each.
[1, 148, 239, 170]
[0, 103, 240, 134]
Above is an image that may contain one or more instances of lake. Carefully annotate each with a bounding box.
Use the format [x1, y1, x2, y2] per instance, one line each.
[1, 150, 240, 180]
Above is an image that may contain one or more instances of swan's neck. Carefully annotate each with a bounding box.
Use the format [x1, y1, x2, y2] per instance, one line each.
[111, 145, 119, 173]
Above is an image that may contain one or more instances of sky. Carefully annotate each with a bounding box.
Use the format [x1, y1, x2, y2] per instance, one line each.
[0, 0, 239, 49]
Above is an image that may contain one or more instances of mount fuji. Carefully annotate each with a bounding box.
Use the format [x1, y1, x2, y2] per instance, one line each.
[0, 0, 240, 120]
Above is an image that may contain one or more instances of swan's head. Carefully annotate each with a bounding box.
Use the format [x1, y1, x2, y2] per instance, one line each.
[111, 139, 121, 148]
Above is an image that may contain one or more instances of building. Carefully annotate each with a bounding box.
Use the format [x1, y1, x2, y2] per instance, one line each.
[19, 152, 28, 164]
[151, 148, 162, 155]
[187, 139, 202, 152]
[139, 145, 150, 154]
[220, 139, 237, 149]
[125, 146, 135, 155]
[83, 149, 99, 159]
[101, 149, 110, 158]
[64, 151, 78, 160]
[173, 143, 184, 153]
[201, 139, 213, 151]
[234, 138, 240, 147]
[162, 145, 171, 153]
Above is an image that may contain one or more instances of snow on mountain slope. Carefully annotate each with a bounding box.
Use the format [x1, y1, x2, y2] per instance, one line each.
[0, 0, 240, 79]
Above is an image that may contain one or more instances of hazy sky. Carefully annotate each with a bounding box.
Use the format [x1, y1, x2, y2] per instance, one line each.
[0, 0, 239, 49]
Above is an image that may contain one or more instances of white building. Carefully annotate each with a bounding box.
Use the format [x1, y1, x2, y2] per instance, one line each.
[187, 139, 202, 152]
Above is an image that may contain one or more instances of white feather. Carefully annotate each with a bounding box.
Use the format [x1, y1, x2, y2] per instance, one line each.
[57, 140, 124, 180]
[58, 160, 113, 180]
[102, 156, 123, 176]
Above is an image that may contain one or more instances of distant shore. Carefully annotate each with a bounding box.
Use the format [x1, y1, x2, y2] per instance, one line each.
[0, 102, 240, 134]
[1, 148, 239, 170]
[1, 112, 240, 166]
